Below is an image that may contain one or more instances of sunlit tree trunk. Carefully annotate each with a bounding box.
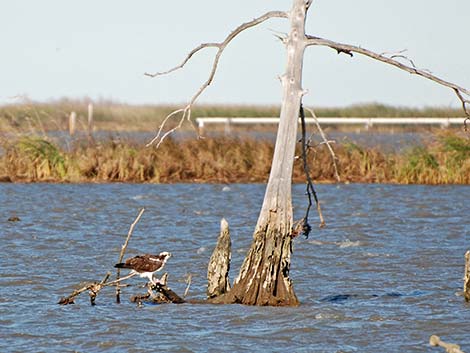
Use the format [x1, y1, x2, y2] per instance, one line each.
[227, 0, 308, 306]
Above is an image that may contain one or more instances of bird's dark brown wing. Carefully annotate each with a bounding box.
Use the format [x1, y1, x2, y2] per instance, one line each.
[124, 254, 163, 273]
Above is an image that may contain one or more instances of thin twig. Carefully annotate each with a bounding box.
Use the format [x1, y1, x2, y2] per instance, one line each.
[305, 35, 470, 126]
[116, 208, 145, 303]
[145, 43, 219, 78]
[145, 10, 288, 147]
[184, 274, 192, 298]
[304, 106, 341, 182]
[107, 272, 138, 287]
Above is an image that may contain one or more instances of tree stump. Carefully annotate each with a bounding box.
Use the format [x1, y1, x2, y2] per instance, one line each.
[207, 218, 231, 298]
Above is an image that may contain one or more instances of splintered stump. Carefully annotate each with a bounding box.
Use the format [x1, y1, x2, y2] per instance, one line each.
[227, 224, 299, 306]
[207, 219, 299, 306]
[207, 218, 231, 299]
[464, 251, 470, 302]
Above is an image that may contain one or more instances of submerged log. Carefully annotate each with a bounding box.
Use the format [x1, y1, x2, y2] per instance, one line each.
[207, 218, 231, 298]
[464, 251, 470, 302]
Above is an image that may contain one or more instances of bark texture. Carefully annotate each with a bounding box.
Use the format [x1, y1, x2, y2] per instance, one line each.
[226, 0, 308, 306]
[207, 218, 231, 298]
[464, 251, 470, 302]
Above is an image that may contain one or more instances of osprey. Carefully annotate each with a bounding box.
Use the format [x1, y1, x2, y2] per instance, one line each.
[114, 251, 171, 284]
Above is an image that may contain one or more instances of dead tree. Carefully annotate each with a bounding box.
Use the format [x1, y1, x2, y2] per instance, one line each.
[146, 0, 470, 306]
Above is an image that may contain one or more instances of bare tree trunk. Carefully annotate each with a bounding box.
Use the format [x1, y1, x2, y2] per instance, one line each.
[227, 0, 307, 306]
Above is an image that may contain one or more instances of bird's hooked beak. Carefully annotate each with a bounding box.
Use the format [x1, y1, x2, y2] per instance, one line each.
[160, 251, 172, 259]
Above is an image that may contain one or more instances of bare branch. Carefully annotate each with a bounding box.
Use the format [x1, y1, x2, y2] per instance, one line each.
[305, 35, 470, 122]
[145, 10, 288, 147]
[145, 43, 219, 78]
[116, 208, 145, 303]
[304, 107, 341, 182]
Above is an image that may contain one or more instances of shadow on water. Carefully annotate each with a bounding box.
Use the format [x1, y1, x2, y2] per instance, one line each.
[320, 291, 429, 304]
[0, 183, 469, 352]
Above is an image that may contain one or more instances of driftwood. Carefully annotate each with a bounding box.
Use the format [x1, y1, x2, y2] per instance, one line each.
[59, 272, 112, 305]
[130, 273, 185, 306]
[464, 251, 470, 302]
[59, 209, 185, 306]
[430, 335, 465, 353]
[207, 218, 231, 298]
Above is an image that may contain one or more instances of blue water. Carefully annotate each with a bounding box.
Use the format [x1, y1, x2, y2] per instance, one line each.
[1, 183, 469, 352]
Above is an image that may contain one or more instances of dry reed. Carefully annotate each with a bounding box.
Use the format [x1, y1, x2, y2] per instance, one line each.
[1, 131, 469, 184]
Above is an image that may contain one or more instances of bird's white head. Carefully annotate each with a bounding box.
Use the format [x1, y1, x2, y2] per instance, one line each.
[159, 251, 171, 260]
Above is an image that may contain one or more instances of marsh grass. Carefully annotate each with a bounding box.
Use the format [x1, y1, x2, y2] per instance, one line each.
[1, 131, 469, 184]
[18, 137, 67, 178]
[1, 100, 468, 184]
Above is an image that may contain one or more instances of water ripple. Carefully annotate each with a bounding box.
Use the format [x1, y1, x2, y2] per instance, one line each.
[0, 183, 469, 352]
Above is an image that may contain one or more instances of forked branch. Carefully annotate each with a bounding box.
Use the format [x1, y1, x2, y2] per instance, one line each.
[145, 10, 288, 147]
[305, 35, 470, 123]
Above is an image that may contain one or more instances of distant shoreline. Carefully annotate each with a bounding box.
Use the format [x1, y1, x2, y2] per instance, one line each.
[0, 100, 465, 133]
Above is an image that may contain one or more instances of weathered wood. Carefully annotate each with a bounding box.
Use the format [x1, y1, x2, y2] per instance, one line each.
[131, 274, 185, 305]
[69, 111, 76, 136]
[464, 250, 470, 302]
[207, 218, 231, 298]
[154, 284, 185, 304]
[226, 0, 307, 306]
[59, 272, 111, 305]
[430, 335, 465, 353]
[87, 103, 94, 142]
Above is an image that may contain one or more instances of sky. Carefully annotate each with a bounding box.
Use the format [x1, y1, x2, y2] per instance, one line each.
[1, 0, 469, 108]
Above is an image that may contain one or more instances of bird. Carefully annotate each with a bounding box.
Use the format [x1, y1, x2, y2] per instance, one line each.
[114, 251, 171, 285]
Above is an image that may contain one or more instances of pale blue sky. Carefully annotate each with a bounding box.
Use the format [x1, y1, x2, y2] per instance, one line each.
[1, 1, 469, 108]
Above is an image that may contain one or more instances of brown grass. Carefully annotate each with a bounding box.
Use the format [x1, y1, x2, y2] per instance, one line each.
[1, 131, 469, 184]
